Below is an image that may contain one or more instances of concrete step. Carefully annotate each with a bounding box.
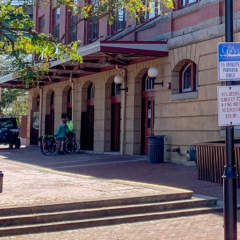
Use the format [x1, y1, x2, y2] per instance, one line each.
[0, 196, 217, 227]
[0, 192, 193, 216]
[0, 205, 222, 237]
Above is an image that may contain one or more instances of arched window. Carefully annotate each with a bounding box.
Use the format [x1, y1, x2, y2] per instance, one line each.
[88, 83, 95, 101]
[179, 0, 198, 8]
[143, 75, 154, 91]
[112, 82, 120, 97]
[179, 61, 196, 93]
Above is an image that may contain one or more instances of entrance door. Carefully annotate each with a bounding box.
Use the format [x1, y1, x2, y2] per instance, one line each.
[86, 104, 94, 150]
[45, 92, 54, 135]
[111, 83, 121, 151]
[141, 76, 155, 154]
[67, 88, 72, 119]
[111, 103, 120, 151]
[81, 83, 94, 150]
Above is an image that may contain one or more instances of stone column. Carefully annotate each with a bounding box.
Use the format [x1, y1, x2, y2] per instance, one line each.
[74, 82, 82, 144]
[54, 87, 63, 132]
[41, 88, 48, 135]
[94, 78, 105, 152]
[125, 66, 142, 155]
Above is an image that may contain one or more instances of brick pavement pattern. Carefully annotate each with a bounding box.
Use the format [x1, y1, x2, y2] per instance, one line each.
[1, 213, 239, 240]
[0, 152, 186, 208]
[0, 146, 239, 239]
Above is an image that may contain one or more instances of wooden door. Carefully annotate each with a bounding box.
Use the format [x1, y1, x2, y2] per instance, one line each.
[45, 110, 54, 135]
[80, 106, 94, 150]
[141, 97, 154, 154]
[80, 112, 87, 149]
[81, 83, 95, 150]
[111, 83, 121, 152]
[141, 75, 155, 154]
[111, 102, 120, 151]
[86, 105, 94, 150]
[49, 110, 54, 135]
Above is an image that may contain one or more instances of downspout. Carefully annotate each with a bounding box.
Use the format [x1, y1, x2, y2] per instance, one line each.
[120, 68, 127, 155]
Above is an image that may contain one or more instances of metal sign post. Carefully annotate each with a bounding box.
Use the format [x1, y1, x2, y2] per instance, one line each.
[223, 0, 237, 239]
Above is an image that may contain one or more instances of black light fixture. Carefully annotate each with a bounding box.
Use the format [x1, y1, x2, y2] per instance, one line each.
[148, 66, 163, 87]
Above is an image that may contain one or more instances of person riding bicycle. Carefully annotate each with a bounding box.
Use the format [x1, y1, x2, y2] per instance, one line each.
[54, 114, 69, 154]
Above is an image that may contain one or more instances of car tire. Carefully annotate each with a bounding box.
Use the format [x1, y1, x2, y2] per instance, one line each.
[15, 139, 21, 149]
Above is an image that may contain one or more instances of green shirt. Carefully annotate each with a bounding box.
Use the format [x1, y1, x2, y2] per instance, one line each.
[66, 120, 74, 132]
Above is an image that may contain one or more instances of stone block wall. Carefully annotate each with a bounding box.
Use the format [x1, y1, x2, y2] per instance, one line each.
[27, 33, 228, 164]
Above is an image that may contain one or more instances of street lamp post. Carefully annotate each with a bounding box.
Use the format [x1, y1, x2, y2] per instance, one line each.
[223, 0, 237, 239]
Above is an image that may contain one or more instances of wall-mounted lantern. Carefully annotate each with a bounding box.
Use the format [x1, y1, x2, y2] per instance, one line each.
[148, 66, 163, 87]
[114, 74, 128, 92]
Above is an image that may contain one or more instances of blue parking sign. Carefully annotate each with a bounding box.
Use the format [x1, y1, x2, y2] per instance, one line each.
[218, 42, 240, 81]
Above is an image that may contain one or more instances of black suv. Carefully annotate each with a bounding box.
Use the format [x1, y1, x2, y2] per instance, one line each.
[0, 117, 21, 149]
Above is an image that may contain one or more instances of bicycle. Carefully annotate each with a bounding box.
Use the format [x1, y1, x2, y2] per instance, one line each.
[39, 135, 57, 156]
[39, 135, 78, 155]
[64, 133, 78, 153]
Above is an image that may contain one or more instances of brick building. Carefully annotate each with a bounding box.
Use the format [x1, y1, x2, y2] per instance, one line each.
[0, 0, 236, 164]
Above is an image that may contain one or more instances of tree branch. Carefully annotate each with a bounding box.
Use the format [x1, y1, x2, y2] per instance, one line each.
[0, 29, 15, 51]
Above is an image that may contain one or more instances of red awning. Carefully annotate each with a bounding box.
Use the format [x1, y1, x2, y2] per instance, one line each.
[100, 40, 168, 57]
[0, 40, 168, 88]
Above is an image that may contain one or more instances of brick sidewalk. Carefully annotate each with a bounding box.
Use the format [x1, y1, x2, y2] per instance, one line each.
[1, 212, 240, 240]
[0, 147, 239, 240]
[0, 147, 191, 208]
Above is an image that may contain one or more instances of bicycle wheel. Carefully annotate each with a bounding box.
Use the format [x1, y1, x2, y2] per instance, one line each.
[41, 137, 57, 156]
[64, 139, 77, 153]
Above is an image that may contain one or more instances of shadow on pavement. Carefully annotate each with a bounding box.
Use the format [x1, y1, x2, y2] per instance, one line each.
[0, 146, 239, 205]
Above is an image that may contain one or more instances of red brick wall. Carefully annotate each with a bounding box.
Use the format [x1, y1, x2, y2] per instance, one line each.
[33, 0, 237, 44]
[20, 115, 28, 139]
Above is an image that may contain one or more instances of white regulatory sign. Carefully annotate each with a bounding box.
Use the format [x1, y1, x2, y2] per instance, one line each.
[218, 86, 240, 126]
[218, 42, 240, 81]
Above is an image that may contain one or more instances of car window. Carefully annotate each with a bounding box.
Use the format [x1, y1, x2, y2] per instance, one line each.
[0, 119, 17, 129]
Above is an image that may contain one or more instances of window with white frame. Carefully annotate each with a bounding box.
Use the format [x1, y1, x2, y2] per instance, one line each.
[144, 76, 154, 91]
[52, 7, 61, 40]
[68, 13, 77, 43]
[85, 0, 99, 43]
[147, 0, 161, 19]
[179, 0, 198, 8]
[139, 0, 161, 23]
[111, 6, 125, 34]
[179, 61, 196, 93]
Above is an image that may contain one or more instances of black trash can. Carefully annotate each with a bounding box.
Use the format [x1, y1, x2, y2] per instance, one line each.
[148, 135, 165, 163]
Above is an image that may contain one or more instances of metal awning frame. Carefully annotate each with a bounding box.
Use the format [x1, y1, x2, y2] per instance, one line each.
[0, 40, 168, 88]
